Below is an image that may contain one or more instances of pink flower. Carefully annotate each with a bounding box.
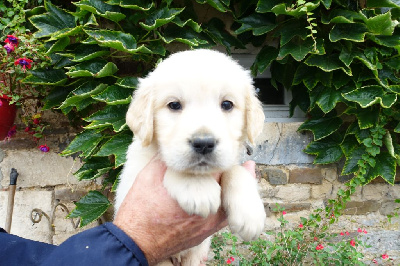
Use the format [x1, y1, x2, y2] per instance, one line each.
[39, 144, 50, 152]
[299, 223, 303, 228]
[340, 232, 344, 236]
[357, 228, 362, 233]
[315, 244, 324, 250]
[282, 211, 286, 215]
[382, 254, 389, 260]
[350, 239, 356, 247]
[5, 35, 19, 46]
[226, 259, 232, 264]
[345, 231, 349, 235]
[372, 259, 377, 264]
[14, 57, 33, 71]
[363, 229, 367, 234]
[3, 43, 15, 54]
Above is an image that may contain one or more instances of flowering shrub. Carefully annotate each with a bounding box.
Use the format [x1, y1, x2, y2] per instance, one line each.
[0, 32, 51, 145]
[210, 204, 396, 265]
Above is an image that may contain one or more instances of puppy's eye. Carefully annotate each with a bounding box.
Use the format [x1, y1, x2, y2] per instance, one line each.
[221, 100, 234, 111]
[168, 101, 182, 110]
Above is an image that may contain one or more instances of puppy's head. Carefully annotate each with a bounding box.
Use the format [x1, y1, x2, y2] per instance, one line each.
[126, 50, 264, 174]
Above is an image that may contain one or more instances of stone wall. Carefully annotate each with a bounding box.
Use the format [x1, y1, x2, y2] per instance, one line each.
[0, 114, 399, 262]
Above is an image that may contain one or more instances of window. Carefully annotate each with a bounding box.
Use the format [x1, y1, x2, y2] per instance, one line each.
[233, 54, 305, 122]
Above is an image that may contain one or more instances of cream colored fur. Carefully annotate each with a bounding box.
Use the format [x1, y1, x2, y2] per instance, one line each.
[115, 49, 266, 266]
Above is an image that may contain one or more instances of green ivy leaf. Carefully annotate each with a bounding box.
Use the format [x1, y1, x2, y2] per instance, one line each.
[321, 9, 364, 24]
[342, 85, 397, 108]
[256, 0, 281, 13]
[92, 85, 134, 105]
[367, 0, 400, 8]
[364, 152, 396, 184]
[365, 11, 397, 36]
[309, 85, 343, 113]
[235, 13, 277, 36]
[85, 30, 151, 54]
[95, 132, 133, 167]
[116, 77, 139, 88]
[59, 81, 107, 110]
[304, 135, 343, 164]
[61, 44, 110, 62]
[196, 0, 230, 12]
[345, 105, 379, 129]
[68, 191, 111, 227]
[29, 1, 76, 39]
[66, 59, 118, 78]
[329, 23, 368, 42]
[74, 0, 126, 22]
[61, 130, 104, 157]
[298, 116, 343, 141]
[140, 7, 184, 31]
[305, 54, 352, 76]
[278, 37, 317, 61]
[105, 0, 153, 11]
[84, 104, 129, 132]
[251, 45, 278, 76]
[274, 18, 308, 47]
[204, 18, 245, 52]
[341, 146, 365, 175]
[73, 157, 114, 181]
[22, 69, 68, 85]
[160, 24, 210, 47]
[46, 37, 70, 54]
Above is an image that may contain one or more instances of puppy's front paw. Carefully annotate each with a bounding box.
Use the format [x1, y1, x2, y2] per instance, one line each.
[222, 166, 266, 241]
[227, 194, 266, 241]
[164, 171, 221, 218]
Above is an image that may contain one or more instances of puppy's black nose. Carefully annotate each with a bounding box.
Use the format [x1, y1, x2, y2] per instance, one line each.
[190, 135, 216, 155]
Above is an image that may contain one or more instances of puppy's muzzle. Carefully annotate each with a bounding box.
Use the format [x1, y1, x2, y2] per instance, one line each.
[189, 134, 217, 155]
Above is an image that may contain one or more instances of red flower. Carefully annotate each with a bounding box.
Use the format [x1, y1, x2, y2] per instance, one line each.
[5, 35, 19, 46]
[314, 236, 318, 241]
[363, 229, 367, 234]
[33, 118, 40, 124]
[382, 254, 389, 260]
[345, 231, 349, 235]
[24, 126, 31, 132]
[350, 239, 356, 247]
[282, 211, 286, 215]
[14, 57, 33, 71]
[299, 223, 303, 228]
[4, 43, 15, 54]
[372, 259, 377, 264]
[357, 228, 362, 233]
[315, 244, 324, 250]
[340, 232, 344, 236]
[39, 144, 50, 152]
[226, 259, 232, 264]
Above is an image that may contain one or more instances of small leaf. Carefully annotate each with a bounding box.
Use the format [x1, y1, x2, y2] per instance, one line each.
[365, 152, 396, 184]
[92, 85, 134, 105]
[74, 0, 126, 22]
[140, 7, 184, 31]
[341, 146, 365, 175]
[66, 59, 118, 78]
[59, 81, 108, 110]
[68, 191, 111, 227]
[365, 11, 397, 36]
[251, 45, 278, 76]
[305, 54, 352, 76]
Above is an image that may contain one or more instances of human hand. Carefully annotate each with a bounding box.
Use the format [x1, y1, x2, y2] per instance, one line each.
[113, 157, 257, 265]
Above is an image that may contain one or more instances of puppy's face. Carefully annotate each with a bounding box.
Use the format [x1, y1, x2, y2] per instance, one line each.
[126, 50, 265, 174]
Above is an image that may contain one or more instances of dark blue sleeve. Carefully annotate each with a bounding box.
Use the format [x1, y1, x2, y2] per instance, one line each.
[0, 223, 148, 266]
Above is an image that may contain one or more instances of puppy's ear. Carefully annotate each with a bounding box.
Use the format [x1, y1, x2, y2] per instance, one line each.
[126, 80, 154, 146]
[246, 87, 265, 144]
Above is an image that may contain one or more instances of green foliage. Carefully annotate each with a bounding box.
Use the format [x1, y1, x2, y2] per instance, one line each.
[28, 0, 400, 226]
[212, 204, 370, 265]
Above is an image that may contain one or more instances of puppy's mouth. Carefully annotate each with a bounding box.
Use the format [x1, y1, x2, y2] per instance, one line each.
[187, 155, 219, 173]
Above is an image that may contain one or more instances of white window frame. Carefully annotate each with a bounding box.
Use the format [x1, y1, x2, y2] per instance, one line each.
[233, 54, 305, 122]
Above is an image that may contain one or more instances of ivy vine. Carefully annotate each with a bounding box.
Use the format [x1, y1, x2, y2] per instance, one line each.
[24, 0, 400, 226]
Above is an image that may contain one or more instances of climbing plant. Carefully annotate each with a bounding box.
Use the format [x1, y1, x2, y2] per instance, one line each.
[25, 0, 400, 226]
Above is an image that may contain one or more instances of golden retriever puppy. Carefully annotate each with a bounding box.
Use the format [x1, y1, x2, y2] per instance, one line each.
[115, 49, 266, 265]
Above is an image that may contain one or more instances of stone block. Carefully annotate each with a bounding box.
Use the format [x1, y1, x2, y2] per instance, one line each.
[321, 167, 337, 182]
[311, 182, 333, 199]
[0, 190, 53, 243]
[259, 166, 288, 185]
[258, 178, 276, 199]
[289, 167, 322, 184]
[362, 184, 389, 201]
[275, 184, 311, 202]
[343, 200, 381, 215]
[0, 150, 84, 188]
[266, 202, 311, 213]
[248, 122, 314, 165]
[380, 201, 400, 216]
